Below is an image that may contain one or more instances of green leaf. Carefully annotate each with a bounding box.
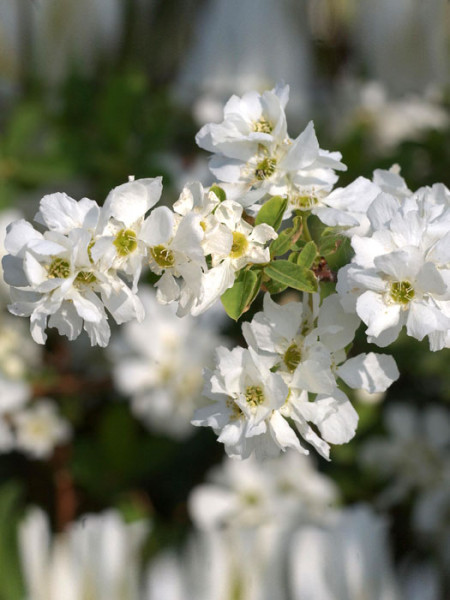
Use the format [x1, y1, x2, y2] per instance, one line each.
[221, 268, 262, 320]
[255, 195, 287, 231]
[297, 241, 318, 268]
[263, 278, 288, 295]
[319, 234, 342, 256]
[264, 260, 318, 293]
[270, 230, 293, 257]
[209, 185, 226, 202]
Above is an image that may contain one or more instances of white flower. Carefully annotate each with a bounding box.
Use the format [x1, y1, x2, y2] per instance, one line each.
[172, 181, 232, 259]
[372, 164, 411, 200]
[144, 203, 206, 315]
[0, 208, 23, 299]
[361, 403, 450, 506]
[19, 507, 148, 600]
[189, 451, 338, 530]
[92, 177, 163, 291]
[196, 85, 289, 158]
[337, 187, 450, 349]
[192, 346, 296, 460]
[196, 87, 346, 213]
[242, 293, 398, 459]
[413, 476, 450, 568]
[12, 399, 71, 459]
[2, 191, 145, 347]
[191, 199, 276, 315]
[111, 286, 225, 439]
[311, 175, 383, 236]
[0, 419, 15, 452]
[289, 505, 400, 600]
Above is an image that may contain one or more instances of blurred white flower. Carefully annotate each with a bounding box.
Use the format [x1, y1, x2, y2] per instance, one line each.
[19, 508, 148, 600]
[0, 418, 15, 452]
[0, 313, 40, 451]
[413, 478, 450, 569]
[289, 505, 400, 600]
[0, 208, 22, 299]
[333, 79, 449, 150]
[111, 286, 225, 439]
[189, 451, 338, 529]
[399, 561, 442, 600]
[361, 403, 450, 506]
[12, 399, 71, 459]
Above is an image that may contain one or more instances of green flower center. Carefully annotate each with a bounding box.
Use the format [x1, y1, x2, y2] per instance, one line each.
[290, 194, 318, 210]
[75, 271, 97, 285]
[255, 157, 277, 180]
[253, 118, 273, 134]
[284, 342, 302, 372]
[245, 385, 265, 407]
[150, 245, 175, 268]
[113, 228, 137, 257]
[390, 280, 415, 305]
[230, 231, 249, 259]
[48, 258, 71, 279]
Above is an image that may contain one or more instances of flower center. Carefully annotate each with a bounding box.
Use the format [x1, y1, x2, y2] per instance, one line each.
[48, 258, 71, 279]
[75, 271, 97, 285]
[230, 231, 249, 259]
[283, 342, 302, 372]
[245, 385, 265, 407]
[255, 157, 277, 180]
[390, 280, 415, 305]
[289, 194, 319, 210]
[253, 118, 273, 134]
[113, 228, 137, 256]
[150, 245, 175, 268]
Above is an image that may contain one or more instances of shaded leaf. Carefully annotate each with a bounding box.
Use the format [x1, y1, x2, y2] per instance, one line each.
[221, 268, 262, 320]
[297, 241, 318, 268]
[255, 196, 287, 231]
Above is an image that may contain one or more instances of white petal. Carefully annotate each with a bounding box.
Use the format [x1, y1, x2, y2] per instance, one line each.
[407, 300, 450, 341]
[269, 411, 306, 453]
[337, 353, 399, 393]
[356, 291, 401, 338]
[279, 121, 319, 171]
[140, 206, 174, 246]
[5, 220, 42, 256]
[313, 391, 359, 445]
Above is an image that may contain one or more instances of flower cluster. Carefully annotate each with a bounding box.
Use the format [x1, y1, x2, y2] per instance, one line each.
[0, 312, 70, 458]
[195, 85, 347, 217]
[337, 180, 450, 350]
[193, 293, 399, 460]
[2, 177, 278, 344]
[2, 82, 449, 466]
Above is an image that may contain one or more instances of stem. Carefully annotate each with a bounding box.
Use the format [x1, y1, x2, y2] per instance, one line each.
[301, 213, 313, 242]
